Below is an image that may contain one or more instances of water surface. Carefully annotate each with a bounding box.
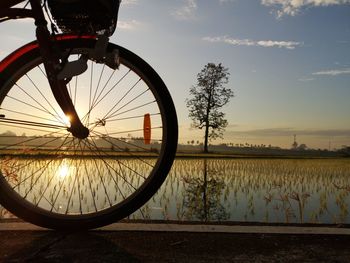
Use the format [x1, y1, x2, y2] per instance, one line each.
[1, 158, 350, 224]
[133, 158, 350, 224]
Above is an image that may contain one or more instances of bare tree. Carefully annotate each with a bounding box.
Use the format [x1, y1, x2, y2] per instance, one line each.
[186, 63, 234, 153]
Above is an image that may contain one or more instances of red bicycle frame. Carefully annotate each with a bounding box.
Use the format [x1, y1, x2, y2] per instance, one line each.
[0, 0, 90, 139]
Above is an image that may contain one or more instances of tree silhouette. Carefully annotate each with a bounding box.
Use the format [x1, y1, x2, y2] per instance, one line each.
[186, 63, 233, 153]
[182, 159, 229, 221]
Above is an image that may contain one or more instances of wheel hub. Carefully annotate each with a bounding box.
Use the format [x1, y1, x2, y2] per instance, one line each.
[68, 125, 90, 139]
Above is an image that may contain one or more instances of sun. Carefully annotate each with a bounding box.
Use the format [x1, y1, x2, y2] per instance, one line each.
[63, 114, 72, 126]
[56, 160, 76, 180]
[58, 164, 70, 179]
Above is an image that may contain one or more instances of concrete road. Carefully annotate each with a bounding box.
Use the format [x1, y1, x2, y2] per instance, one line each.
[1, 221, 350, 262]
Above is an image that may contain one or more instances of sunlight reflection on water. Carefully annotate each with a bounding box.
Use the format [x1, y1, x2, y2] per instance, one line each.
[1, 158, 350, 224]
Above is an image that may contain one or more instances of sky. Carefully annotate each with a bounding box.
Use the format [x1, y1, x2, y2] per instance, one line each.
[1, 0, 350, 149]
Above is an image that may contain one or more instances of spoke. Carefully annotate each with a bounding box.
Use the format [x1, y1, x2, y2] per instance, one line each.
[15, 84, 57, 120]
[79, 140, 128, 203]
[49, 138, 80, 213]
[1, 108, 66, 126]
[117, 136, 162, 143]
[65, 161, 79, 214]
[91, 131, 157, 168]
[87, 61, 94, 126]
[87, 69, 131, 118]
[105, 100, 157, 121]
[23, 74, 66, 124]
[90, 152, 113, 208]
[54, 139, 79, 212]
[34, 149, 73, 207]
[0, 122, 67, 136]
[49, 162, 69, 213]
[61, 138, 85, 214]
[84, 138, 142, 189]
[27, 138, 75, 207]
[0, 129, 69, 151]
[0, 41, 174, 218]
[38, 65, 47, 78]
[75, 157, 83, 214]
[10, 135, 72, 190]
[91, 64, 106, 110]
[5, 95, 63, 124]
[91, 67, 117, 109]
[102, 113, 160, 123]
[0, 118, 67, 130]
[93, 126, 162, 137]
[77, 141, 98, 212]
[0, 135, 71, 178]
[21, 161, 56, 198]
[101, 78, 142, 121]
[89, 135, 152, 176]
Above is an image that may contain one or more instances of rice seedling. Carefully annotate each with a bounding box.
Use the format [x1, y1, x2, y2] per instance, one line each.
[1, 157, 349, 223]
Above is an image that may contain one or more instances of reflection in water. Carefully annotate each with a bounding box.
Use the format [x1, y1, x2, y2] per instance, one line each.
[182, 159, 229, 221]
[1, 158, 350, 224]
[57, 162, 71, 179]
[133, 158, 350, 224]
[0, 157, 154, 215]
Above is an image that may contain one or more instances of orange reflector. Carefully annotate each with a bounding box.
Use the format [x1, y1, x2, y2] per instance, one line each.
[143, 113, 151, 145]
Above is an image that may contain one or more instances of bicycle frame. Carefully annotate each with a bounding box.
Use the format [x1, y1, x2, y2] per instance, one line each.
[0, 0, 90, 139]
[0, 0, 178, 230]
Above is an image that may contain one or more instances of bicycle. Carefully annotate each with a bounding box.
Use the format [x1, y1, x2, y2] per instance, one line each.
[0, 0, 178, 230]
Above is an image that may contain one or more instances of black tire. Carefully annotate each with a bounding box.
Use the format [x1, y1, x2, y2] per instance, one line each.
[0, 37, 177, 230]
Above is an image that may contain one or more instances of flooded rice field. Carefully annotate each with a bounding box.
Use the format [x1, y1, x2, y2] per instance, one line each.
[1, 158, 350, 224]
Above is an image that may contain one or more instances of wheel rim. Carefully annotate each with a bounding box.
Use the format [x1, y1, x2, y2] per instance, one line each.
[0, 44, 173, 219]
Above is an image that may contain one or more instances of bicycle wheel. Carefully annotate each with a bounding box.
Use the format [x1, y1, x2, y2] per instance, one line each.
[0, 36, 178, 229]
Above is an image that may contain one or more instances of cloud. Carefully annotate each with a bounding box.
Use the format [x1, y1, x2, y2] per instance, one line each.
[312, 68, 350, 76]
[298, 77, 315, 81]
[117, 20, 140, 30]
[172, 0, 233, 20]
[172, 0, 198, 21]
[227, 128, 350, 137]
[121, 0, 138, 6]
[203, 36, 301, 49]
[261, 0, 350, 18]
[219, 0, 236, 3]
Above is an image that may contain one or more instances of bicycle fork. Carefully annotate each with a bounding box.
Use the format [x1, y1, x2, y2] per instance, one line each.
[31, 0, 89, 139]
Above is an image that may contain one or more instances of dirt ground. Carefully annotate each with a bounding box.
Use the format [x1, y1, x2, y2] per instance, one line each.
[0, 230, 350, 262]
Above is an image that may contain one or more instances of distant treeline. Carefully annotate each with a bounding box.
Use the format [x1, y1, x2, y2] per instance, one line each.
[1, 131, 349, 157]
[177, 144, 350, 157]
[0, 132, 160, 152]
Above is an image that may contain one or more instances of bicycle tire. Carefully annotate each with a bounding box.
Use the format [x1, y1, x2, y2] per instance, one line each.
[0, 36, 178, 230]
